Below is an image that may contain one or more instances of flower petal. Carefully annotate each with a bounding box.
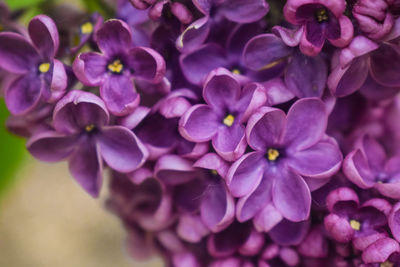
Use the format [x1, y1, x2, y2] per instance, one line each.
[97, 126, 148, 173]
[220, 0, 269, 23]
[75, 52, 107, 86]
[226, 151, 265, 197]
[5, 73, 42, 115]
[27, 131, 78, 162]
[179, 104, 220, 142]
[269, 219, 310, 246]
[96, 19, 132, 56]
[128, 47, 166, 83]
[100, 75, 140, 116]
[272, 167, 311, 222]
[287, 139, 342, 178]
[284, 98, 327, 151]
[370, 43, 400, 87]
[0, 32, 39, 74]
[246, 106, 286, 151]
[69, 139, 103, 197]
[212, 123, 246, 162]
[28, 15, 59, 60]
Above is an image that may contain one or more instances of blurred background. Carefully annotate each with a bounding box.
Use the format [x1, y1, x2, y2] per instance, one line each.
[0, 0, 163, 266]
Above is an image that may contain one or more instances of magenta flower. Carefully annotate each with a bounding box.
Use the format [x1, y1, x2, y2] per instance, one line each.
[227, 98, 342, 222]
[27, 90, 148, 197]
[0, 15, 67, 115]
[283, 0, 353, 56]
[180, 68, 266, 161]
[324, 187, 392, 250]
[343, 134, 400, 199]
[73, 19, 166, 116]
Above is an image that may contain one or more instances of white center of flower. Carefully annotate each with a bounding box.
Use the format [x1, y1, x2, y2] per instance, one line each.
[350, 219, 361, 231]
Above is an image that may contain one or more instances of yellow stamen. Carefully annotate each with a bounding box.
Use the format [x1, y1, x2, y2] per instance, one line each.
[259, 58, 285, 71]
[107, 59, 124, 74]
[380, 261, 394, 267]
[223, 114, 235, 127]
[38, 62, 50, 73]
[232, 69, 241, 75]
[316, 8, 329, 22]
[267, 148, 279, 161]
[211, 170, 218, 176]
[85, 124, 95, 132]
[80, 22, 94, 35]
[350, 219, 361, 231]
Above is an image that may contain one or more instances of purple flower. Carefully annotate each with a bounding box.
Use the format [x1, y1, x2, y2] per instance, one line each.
[179, 68, 267, 161]
[0, 15, 67, 115]
[227, 98, 342, 222]
[73, 19, 166, 116]
[283, 0, 353, 56]
[361, 237, 400, 265]
[259, 244, 300, 267]
[243, 33, 328, 98]
[324, 187, 391, 250]
[328, 36, 400, 98]
[70, 13, 104, 54]
[343, 134, 400, 199]
[353, 0, 395, 40]
[27, 90, 148, 197]
[155, 153, 235, 233]
[177, 0, 269, 52]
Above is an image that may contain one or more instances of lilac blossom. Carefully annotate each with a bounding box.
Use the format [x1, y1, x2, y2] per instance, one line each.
[283, 0, 353, 56]
[227, 98, 342, 222]
[324, 187, 391, 250]
[179, 68, 267, 161]
[0, 15, 67, 115]
[73, 19, 166, 116]
[177, 0, 269, 52]
[27, 90, 148, 197]
[343, 134, 400, 199]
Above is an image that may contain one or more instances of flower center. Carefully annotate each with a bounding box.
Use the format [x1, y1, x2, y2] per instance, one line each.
[38, 62, 50, 73]
[85, 124, 95, 132]
[223, 114, 235, 127]
[267, 148, 280, 161]
[380, 261, 394, 267]
[349, 219, 361, 231]
[210, 169, 218, 176]
[108, 59, 124, 74]
[231, 68, 241, 75]
[80, 22, 94, 35]
[315, 8, 329, 23]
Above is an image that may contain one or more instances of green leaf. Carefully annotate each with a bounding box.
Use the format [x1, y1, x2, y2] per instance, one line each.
[0, 99, 26, 199]
[4, 0, 46, 10]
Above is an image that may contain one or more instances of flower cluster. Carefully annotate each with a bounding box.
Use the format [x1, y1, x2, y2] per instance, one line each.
[2, 0, 400, 265]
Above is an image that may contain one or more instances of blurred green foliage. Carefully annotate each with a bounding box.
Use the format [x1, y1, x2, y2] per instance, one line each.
[4, 0, 45, 10]
[0, 100, 25, 200]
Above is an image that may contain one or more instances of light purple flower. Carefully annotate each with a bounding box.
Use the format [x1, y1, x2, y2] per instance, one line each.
[227, 98, 342, 222]
[283, 0, 353, 56]
[73, 19, 166, 116]
[179, 68, 267, 161]
[343, 134, 400, 199]
[27, 90, 148, 197]
[0, 15, 67, 115]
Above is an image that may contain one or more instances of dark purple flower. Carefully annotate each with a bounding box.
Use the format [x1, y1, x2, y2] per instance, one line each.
[155, 153, 235, 233]
[283, 0, 353, 56]
[328, 36, 400, 98]
[73, 19, 166, 116]
[177, 0, 269, 52]
[0, 15, 67, 115]
[243, 33, 328, 99]
[179, 68, 267, 161]
[343, 134, 400, 199]
[324, 187, 391, 250]
[70, 13, 103, 54]
[27, 90, 148, 197]
[227, 98, 342, 222]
